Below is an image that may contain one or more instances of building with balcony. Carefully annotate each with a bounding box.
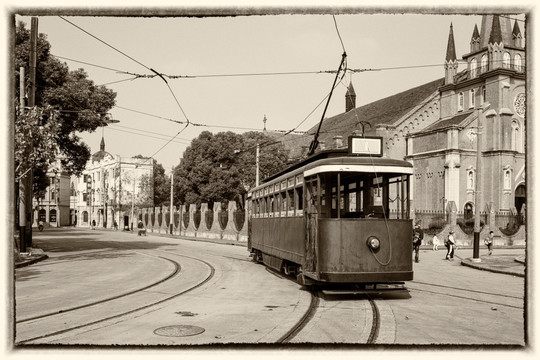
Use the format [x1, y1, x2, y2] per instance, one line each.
[70, 137, 154, 229]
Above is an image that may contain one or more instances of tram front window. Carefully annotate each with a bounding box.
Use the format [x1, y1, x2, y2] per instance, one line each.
[313, 172, 410, 219]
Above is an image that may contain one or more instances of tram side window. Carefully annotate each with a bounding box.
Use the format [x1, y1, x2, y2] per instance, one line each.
[287, 188, 295, 213]
[296, 186, 303, 214]
[281, 191, 287, 212]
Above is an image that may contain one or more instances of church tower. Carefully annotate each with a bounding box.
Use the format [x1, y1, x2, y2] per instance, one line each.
[345, 81, 356, 112]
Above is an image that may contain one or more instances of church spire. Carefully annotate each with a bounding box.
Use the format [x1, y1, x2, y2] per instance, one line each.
[470, 24, 481, 52]
[100, 136, 105, 151]
[512, 19, 523, 47]
[488, 15, 503, 45]
[345, 81, 356, 112]
[446, 23, 457, 62]
[444, 23, 458, 85]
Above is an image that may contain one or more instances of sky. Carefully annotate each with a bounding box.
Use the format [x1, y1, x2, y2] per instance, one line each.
[4, 2, 532, 175]
[9, 5, 529, 174]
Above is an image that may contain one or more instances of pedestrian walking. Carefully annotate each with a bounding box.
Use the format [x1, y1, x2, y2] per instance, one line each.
[91, 219, 96, 230]
[137, 220, 146, 236]
[445, 231, 455, 260]
[484, 230, 494, 256]
[412, 224, 424, 263]
[432, 235, 440, 251]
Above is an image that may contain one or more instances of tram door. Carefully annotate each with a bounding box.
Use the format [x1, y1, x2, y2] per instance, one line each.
[304, 176, 318, 274]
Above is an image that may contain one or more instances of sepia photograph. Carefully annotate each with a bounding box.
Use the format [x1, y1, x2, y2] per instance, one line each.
[2, 0, 536, 358]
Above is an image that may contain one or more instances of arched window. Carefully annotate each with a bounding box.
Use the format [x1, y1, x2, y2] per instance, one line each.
[39, 209, 46, 222]
[512, 121, 522, 152]
[503, 52, 511, 69]
[458, 92, 464, 112]
[469, 89, 475, 109]
[82, 211, 88, 222]
[481, 86, 486, 104]
[514, 54, 522, 72]
[470, 58, 478, 78]
[464, 203, 474, 220]
[467, 169, 475, 190]
[49, 209, 57, 223]
[481, 54, 489, 73]
[503, 169, 512, 190]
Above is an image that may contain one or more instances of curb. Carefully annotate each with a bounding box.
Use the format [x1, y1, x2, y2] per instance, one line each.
[459, 258, 524, 277]
[15, 254, 49, 269]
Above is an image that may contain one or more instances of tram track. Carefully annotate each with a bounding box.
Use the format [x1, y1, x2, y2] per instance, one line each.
[16, 256, 181, 324]
[408, 280, 523, 309]
[276, 288, 382, 344]
[16, 245, 217, 345]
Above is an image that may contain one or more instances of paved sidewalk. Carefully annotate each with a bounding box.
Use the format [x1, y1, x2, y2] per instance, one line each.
[459, 252, 526, 277]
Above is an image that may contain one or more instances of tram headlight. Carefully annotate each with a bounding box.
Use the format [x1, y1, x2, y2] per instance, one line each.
[367, 236, 381, 251]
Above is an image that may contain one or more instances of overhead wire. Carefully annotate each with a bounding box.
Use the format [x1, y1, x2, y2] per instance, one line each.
[58, 15, 192, 157]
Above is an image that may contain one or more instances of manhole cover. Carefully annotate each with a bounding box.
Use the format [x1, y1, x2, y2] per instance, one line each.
[153, 325, 205, 337]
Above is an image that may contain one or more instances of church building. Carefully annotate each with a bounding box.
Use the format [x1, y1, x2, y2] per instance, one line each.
[304, 15, 526, 219]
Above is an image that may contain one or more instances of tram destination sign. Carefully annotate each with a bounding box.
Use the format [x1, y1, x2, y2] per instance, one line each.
[348, 136, 383, 157]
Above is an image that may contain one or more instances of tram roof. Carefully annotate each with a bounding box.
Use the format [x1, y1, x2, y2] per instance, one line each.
[262, 149, 413, 184]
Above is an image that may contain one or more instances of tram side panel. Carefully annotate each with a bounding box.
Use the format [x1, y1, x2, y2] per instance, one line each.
[316, 219, 413, 283]
[250, 217, 306, 270]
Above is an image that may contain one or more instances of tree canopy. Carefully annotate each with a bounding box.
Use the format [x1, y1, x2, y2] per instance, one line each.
[173, 131, 290, 206]
[134, 155, 171, 207]
[14, 21, 117, 196]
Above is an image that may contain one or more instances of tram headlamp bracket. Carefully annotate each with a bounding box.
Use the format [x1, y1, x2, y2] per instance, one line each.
[366, 236, 381, 252]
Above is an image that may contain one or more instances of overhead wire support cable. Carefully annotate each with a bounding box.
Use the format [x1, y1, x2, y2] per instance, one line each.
[58, 16, 153, 72]
[307, 51, 347, 157]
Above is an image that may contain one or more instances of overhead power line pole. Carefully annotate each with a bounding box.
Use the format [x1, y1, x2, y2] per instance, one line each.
[170, 167, 174, 234]
[20, 17, 39, 250]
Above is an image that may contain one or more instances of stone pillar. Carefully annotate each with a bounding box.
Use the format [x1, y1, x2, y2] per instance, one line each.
[207, 202, 223, 239]
[198, 203, 211, 238]
[238, 200, 249, 242]
[223, 201, 238, 241]
[184, 204, 198, 237]
[180, 204, 188, 237]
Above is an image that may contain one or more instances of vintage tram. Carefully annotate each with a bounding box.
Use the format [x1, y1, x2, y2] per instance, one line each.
[247, 136, 414, 287]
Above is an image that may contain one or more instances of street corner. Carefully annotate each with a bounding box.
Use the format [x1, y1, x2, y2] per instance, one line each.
[460, 254, 525, 277]
[15, 248, 48, 268]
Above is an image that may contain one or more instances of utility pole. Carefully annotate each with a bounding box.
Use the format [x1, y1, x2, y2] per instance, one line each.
[17, 67, 26, 252]
[170, 167, 174, 234]
[255, 143, 260, 187]
[131, 168, 136, 231]
[473, 104, 489, 262]
[20, 17, 38, 249]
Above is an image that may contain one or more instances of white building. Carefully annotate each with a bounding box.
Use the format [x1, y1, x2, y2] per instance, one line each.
[32, 160, 71, 228]
[71, 137, 154, 229]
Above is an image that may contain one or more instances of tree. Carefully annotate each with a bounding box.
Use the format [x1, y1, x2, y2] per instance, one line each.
[173, 131, 290, 206]
[134, 156, 170, 207]
[14, 21, 117, 197]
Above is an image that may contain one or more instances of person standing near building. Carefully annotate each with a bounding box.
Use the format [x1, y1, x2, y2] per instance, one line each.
[412, 224, 424, 263]
[432, 234, 440, 251]
[484, 230, 494, 256]
[445, 231, 455, 260]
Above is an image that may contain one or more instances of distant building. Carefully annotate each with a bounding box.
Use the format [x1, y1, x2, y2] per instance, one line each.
[70, 137, 154, 229]
[32, 160, 71, 228]
[300, 15, 526, 216]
